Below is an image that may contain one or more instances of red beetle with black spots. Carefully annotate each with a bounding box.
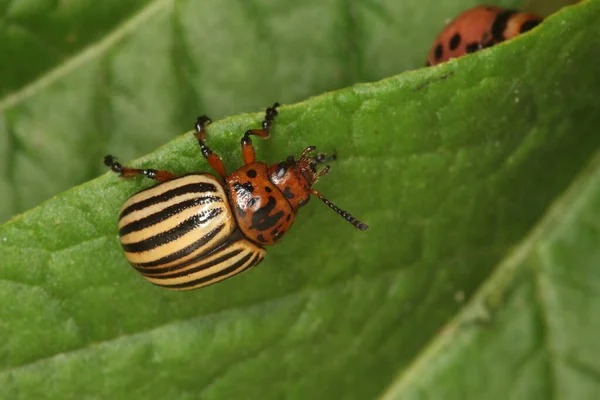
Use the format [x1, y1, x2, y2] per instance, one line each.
[426, 5, 543, 66]
[105, 103, 368, 290]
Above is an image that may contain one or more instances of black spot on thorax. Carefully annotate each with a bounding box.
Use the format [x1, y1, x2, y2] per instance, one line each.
[283, 187, 295, 199]
[233, 181, 254, 195]
[250, 196, 285, 231]
[272, 230, 285, 242]
[434, 43, 443, 61]
[269, 224, 286, 242]
[449, 33, 461, 50]
[246, 169, 257, 178]
[466, 42, 480, 53]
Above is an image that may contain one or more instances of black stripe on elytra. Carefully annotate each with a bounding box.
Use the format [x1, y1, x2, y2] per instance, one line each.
[119, 196, 223, 236]
[159, 252, 256, 289]
[122, 208, 223, 253]
[145, 248, 244, 278]
[235, 253, 263, 276]
[138, 240, 242, 276]
[133, 223, 226, 268]
[119, 182, 217, 219]
[491, 9, 517, 42]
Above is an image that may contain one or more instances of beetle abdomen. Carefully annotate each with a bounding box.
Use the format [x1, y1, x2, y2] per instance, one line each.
[138, 232, 266, 290]
[117, 173, 264, 289]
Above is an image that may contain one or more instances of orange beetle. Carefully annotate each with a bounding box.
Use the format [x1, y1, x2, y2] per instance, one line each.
[104, 103, 368, 290]
[426, 5, 543, 66]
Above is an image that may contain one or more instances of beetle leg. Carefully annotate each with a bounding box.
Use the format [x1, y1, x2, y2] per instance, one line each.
[301, 147, 336, 174]
[316, 165, 331, 179]
[104, 155, 176, 182]
[241, 102, 280, 164]
[300, 146, 336, 164]
[194, 115, 227, 179]
[300, 146, 317, 159]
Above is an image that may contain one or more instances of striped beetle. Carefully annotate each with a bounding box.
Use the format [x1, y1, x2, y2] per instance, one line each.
[105, 103, 368, 290]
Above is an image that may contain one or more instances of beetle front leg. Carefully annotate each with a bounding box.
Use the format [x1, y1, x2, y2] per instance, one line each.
[194, 115, 228, 179]
[104, 155, 176, 182]
[241, 102, 280, 164]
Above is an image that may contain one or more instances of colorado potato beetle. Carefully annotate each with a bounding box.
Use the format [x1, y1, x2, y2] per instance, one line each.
[105, 103, 368, 290]
[426, 5, 543, 66]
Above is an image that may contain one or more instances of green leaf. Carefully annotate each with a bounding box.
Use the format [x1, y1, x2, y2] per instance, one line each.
[382, 152, 600, 400]
[1, 1, 598, 400]
[0, 0, 536, 223]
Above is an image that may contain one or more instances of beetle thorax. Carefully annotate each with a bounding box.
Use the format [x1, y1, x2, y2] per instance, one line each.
[226, 163, 296, 246]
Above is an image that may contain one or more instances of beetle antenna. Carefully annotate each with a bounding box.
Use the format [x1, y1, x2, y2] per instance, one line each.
[310, 189, 369, 231]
